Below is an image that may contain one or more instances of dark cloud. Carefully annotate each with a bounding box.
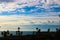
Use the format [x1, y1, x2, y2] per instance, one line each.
[0, 0, 14, 2]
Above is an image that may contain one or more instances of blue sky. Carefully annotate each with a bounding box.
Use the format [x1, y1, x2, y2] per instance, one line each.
[0, 0, 60, 31]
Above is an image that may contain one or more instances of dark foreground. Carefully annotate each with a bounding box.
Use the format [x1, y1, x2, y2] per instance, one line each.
[0, 27, 60, 40]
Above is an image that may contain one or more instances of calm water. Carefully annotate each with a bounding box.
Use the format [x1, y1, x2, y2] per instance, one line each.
[0, 25, 60, 37]
[21, 25, 60, 31]
[0, 31, 33, 37]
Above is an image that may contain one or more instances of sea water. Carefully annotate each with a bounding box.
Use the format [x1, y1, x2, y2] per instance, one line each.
[0, 25, 60, 37]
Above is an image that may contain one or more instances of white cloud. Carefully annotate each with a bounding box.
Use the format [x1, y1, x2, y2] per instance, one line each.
[0, 2, 17, 12]
[0, 0, 40, 12]
[0, 15, 60, 31]
[0, 15, 60, 25]
[0, 0, 60, 12]
[0, 0, 60, 31]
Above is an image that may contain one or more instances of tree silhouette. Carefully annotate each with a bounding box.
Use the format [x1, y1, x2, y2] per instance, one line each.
[10, 34, 13, 37]
[16, 27, 20, 36]
[36, 28, 39, 31]
[48, 28, 50, 32]
[55, 29, 60, 40]
[18, 27, 20, 31]
[1, 31, 7, 37]
[6, 30, 10, 36]
[1, 32, 3, 37]
[36, 28, 41, 35]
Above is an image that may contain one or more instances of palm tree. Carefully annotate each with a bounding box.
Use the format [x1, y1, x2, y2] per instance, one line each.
[38, 29, 41, 32]
[10, 34, 13, 37]
[1, 31, 7, 37]
[18, 27, 20, 31]
[48, 28, 50, 32]
[56, 28, 58, 31]
[16, 27, 20, 36]
[55, 29, 60, 40]
[36, 28, 39, 31]
[36, 28, 39, 35]
[6, 30, 10, 36]
[1, 32, 3, 37]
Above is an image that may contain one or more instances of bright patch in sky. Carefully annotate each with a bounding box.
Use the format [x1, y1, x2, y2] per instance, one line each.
[0, 0, 60, 31]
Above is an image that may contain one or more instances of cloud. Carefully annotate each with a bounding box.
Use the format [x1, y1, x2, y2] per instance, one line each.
[0, 15, 60, 31]
[0, 15, 60, 25]
[0, 0, 60, 31]
[0, 0, 60, 13]
[0, 0, 39, 12]
[0, 0, 14, 2]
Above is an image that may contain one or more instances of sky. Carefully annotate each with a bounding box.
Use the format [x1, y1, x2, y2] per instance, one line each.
[0, 0, 60, 31]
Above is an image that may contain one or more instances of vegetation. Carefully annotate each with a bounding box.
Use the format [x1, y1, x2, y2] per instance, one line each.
[0, 27, 60, 40]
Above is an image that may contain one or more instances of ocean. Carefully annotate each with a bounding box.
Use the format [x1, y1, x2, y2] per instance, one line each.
[0, 25, 60, 37]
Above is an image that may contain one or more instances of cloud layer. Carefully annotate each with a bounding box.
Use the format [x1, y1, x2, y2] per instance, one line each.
[0, 0, 60, 12]
[0, 0, 60, 31]
[0, 15, 60, 25]
[0, 15, 60, 31]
